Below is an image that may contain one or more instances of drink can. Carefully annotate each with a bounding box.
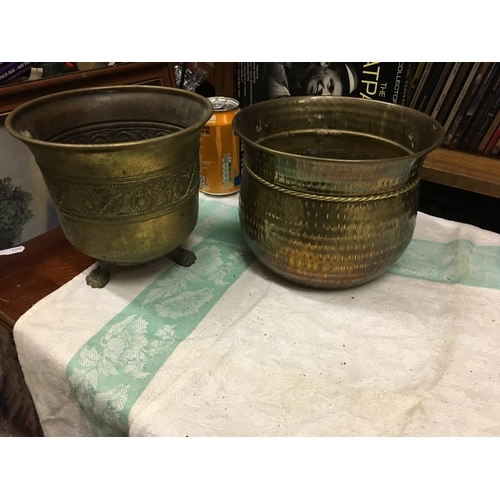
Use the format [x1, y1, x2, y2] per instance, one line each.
[199, 96, 241, 195]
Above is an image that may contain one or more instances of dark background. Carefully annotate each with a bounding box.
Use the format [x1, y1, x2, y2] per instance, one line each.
[419, 180, 500, 234]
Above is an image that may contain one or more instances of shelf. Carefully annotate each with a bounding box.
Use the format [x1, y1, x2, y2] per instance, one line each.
[220, 63, 500, 200]
[2, 61, 498, 199]
[423, 147, 500, 199]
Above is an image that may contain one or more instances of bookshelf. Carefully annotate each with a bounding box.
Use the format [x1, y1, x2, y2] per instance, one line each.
[423, 147, 500, 199]
[2, 62, 499, 199]
[223, 63, 500, 200]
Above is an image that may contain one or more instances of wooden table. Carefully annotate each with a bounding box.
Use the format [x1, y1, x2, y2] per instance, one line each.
[0, 228, 95, 436]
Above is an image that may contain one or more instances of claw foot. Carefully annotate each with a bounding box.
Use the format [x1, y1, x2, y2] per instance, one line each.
[168, 246, 196, 267]
[86, 261, 112, 288]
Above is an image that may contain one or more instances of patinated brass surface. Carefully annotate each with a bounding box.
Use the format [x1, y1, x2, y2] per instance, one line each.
[6, 86, 213, 286]
[233, 96, 444, 289]
[233, 96, 444, 196]
[240, 167, 420, 289]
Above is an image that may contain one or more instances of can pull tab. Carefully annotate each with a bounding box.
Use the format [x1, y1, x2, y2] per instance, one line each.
[211, 97, 230, 110]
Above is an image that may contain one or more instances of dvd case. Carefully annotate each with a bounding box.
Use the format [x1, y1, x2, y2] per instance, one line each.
[233, 62, 413, 108]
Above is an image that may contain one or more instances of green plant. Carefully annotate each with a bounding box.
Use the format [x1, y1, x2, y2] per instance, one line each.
[0, 177, 33, 250]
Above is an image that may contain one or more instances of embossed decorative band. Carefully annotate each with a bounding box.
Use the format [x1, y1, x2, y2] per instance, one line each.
[245, 166, 420, 203]
[41, 153, 199, 221]
[50, 120, 182, 144]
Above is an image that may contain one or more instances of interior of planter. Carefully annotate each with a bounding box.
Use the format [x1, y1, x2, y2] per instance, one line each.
[233, 96, 444, 160]
[7, 86, 212, 145]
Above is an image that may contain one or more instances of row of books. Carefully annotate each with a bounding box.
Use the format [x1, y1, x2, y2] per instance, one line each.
[402, 62, 499, 156]
[232, 63, 500, 157]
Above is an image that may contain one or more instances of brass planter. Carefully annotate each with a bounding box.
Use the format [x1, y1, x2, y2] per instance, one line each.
[233, 96, 444, 289]
[6, 85, 213, 287]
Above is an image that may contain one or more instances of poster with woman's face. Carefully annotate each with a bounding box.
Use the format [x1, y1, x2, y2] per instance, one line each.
[265, 63, 359, 100]
[234, 62, 413, 108]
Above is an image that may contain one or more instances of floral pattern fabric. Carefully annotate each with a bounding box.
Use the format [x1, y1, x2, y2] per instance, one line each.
[66, 199, 254, 436]
[13, 200, 500, 437]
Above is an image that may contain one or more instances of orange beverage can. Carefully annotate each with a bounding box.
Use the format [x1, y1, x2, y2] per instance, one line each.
[199, 96, 241, 195]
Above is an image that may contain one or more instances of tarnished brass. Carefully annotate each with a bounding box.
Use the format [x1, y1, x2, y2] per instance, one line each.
[6, 85, 213, 287]
[233, 96, 444, 289]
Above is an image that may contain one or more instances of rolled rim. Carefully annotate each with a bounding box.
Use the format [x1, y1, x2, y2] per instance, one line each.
[232, 96, 445, 164]
[5, 85, 214, 151]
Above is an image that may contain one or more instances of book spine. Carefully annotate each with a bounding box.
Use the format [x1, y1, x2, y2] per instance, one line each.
[398, 62, 414, 106]
[0, 62, 18, 79]
[424, 62, 453, 115]
[471, 88, 500, 152]
[430, 62, 462, 118]
[485, 124, 500, 154]
[442, 62, 481, 132]
[435, 62, 473, 125]
[478, 108, 500, 152]
[492, 134, 500, 154]
[409, 62, 433, 108]
[0, 62, 33, 85]
[405, 62, 426, 106]
[416, 63, 445, 112]
[448, 62, 497, 148]
[444, 63, 492, 149]
[461, 66, 500, 150]
[233, 62, 267, 107]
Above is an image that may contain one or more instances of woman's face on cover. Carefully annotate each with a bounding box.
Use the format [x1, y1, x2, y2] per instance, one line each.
[306, 67, 343, 95]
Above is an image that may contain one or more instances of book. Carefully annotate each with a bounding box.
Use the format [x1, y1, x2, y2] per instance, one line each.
[424, 62, 454, 115]
[450, 63, 499, 149]
[415, 62, 446, 112]
[405, 62, 426, 106]
[442, 62, 481, 132]
[233, 62, 413, 108]
[0, 62, 34, 85]
[409, 62, 433, 109]
[473, 86, 500, 152]
[462, 67, 500, 150]
[485, 124, 500, 154]
[398, 62, 415, 106]
[478, 108, 500, 153]
[430, 62, 463, 119]
[492, 134, 500, 154]
[446, 62, 496, 147]
[233, 63, 267, 108]
[435, 62, 474, 125]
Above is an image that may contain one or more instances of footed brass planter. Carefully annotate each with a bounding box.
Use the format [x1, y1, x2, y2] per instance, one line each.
[6, 85, 213, 287]
[233, 96, 445, 289]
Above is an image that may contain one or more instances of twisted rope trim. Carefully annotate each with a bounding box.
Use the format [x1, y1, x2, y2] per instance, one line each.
[245, 167, 419, 203]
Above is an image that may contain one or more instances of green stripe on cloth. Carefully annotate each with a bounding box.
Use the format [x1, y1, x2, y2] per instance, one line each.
[66, 198, 500, 435]
[388, 238, 500, 290]
[66, 198, 255, 436]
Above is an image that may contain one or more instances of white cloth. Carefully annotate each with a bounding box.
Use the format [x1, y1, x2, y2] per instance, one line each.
[14, 193, 500, 436]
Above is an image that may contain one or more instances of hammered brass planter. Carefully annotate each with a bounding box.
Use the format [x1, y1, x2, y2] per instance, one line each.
[6, 85, 213, 287]
[233, 96, 444, 289]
